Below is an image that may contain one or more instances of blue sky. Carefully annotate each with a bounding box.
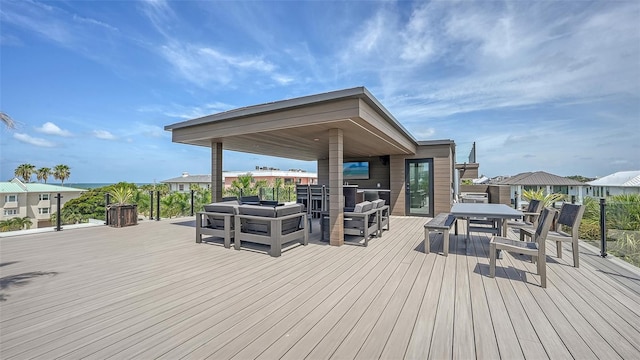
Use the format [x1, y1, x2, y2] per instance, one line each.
[1, 0, 639, 183]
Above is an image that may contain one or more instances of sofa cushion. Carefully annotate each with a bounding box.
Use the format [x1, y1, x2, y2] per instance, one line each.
[203, 202, 238, 229]
[238, 205, 273, 235]
[204, 202, 238, 214]
[238, 204, 305, 235]
[275, 203, 304, 217]
[239, 205, 276, 217]
[240, 195, 261, 204]
[353, 201, 372, 213]
[276, 204, 304, 234]
[371, 199, 386, 209]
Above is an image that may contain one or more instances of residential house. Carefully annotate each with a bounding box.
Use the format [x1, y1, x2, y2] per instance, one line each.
[1, 178, 86, 228]
[587, 170, 640, 197]
[161, 173, 212, 192]
[162, 168, 318, 192]
[497, 171, 586, 206]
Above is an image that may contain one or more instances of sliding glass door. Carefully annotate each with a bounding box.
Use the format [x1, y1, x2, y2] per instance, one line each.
[405, 159, 433, 216]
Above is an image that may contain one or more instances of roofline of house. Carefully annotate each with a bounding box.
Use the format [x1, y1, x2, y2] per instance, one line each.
[164, 86, 418, 144]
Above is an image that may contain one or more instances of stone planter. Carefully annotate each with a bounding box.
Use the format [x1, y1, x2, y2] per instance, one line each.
[108, 204, 138, 228]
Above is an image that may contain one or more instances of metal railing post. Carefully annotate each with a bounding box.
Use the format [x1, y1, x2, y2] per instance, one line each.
[190, 189, 195, 216]
[149, 191, 154, 220]
[156, 191, 160, 221]
[105, 193, 110, 225]
[55, 193, 63, 231]
[600, 198, 607, 257]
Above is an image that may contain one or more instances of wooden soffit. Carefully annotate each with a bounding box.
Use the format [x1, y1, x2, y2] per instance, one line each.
[165, 87, 418, 161]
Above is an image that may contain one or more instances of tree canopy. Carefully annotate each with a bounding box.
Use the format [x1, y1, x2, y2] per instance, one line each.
[15, 164, 36, 182]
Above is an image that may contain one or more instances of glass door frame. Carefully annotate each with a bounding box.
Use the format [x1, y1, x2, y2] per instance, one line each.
[405, 158, 434, 217]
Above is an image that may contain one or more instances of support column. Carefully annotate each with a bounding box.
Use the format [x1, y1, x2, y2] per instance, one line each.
[329, 128, 344, 246]
[578, 186, 583, 204]
[211, 142, 223, 203]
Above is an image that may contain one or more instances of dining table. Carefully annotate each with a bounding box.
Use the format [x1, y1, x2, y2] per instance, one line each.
[451, 203, 523, 258]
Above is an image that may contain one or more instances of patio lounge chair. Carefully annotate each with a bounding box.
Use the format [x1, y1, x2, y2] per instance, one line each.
[234, 203, 308, 257]
[520, 203, 585, 267]
[196, 200, 240, 248]
[490, 207, 556, 288]
[344, 201, 379, 246]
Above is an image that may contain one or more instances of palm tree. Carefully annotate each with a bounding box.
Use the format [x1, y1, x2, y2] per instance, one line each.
[1, 112, 16, 129]
[230, 173, 254, 197]
[0, 217, 31, 231]
[15, 163, 36, 183]
[36, 167, 52, 183]
[18, 217, 33, 230]
[273, 177, 284, 201]
[53, 164, 71, 185]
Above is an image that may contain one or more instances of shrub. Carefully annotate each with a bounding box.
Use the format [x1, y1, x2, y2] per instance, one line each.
[522, 189, 566, 207]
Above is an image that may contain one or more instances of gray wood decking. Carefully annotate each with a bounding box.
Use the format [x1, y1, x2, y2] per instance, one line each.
[1, 216, 639, 359]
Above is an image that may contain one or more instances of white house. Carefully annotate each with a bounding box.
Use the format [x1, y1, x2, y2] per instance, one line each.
[1, 178, 86, 228]
[587, 170, 640, 197]
[162, 168, 318, 193]
[497, 171, 586, 205]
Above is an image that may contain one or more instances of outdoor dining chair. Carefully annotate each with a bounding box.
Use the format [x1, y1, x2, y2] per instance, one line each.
[520, 203, 585, 267]
[508, 199, 543, 229]
[490, 207, 556, 288]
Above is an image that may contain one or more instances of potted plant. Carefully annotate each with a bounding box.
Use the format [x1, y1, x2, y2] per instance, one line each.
[107, 184, 138, 227]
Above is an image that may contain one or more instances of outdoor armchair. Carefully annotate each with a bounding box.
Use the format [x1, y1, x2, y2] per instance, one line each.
[234, 203, 308, 257]
[344, 201, 379, 246]
[196, 200, 240, 248]
[490, 207, 556, 288]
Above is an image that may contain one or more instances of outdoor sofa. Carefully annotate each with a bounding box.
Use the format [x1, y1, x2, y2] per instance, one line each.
[234, 203, 308, 257]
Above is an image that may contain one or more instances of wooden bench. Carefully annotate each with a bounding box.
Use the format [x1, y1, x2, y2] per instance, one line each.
[424, 213, 457, 256]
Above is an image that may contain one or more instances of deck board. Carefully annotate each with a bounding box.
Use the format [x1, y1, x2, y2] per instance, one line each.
[2, 215, 640, 359]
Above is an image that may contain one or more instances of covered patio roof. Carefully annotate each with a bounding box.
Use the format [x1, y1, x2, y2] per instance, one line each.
[164, 87, 418, 161]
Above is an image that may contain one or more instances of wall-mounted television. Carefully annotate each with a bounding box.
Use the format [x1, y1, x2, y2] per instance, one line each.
[343, 161, 369, 180]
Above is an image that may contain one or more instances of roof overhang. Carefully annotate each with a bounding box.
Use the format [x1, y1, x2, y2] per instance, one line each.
[165, 87, 419, 161]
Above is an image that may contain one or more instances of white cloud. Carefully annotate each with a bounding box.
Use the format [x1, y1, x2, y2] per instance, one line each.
[93, 130, 117, 140]
[160, 41, 277, 87]
[338, 1, 640, 122]
[136, 124, 166, 138]
[412, 128, 436, 139]
[13, 133, 56, 147]
[1, 0, 119, 49]
[36, 122, 72, 137]
[272, 74, 294, 85]
[139, 101, 236, 120]
[72, 14, 118, 32]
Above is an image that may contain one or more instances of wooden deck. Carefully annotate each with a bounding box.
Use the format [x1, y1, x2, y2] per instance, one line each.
[1, 216, 639, 359]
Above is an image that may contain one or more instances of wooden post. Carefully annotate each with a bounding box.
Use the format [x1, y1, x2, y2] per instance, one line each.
[328, 128, 344, 246]
[211, 142, 223, 202]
